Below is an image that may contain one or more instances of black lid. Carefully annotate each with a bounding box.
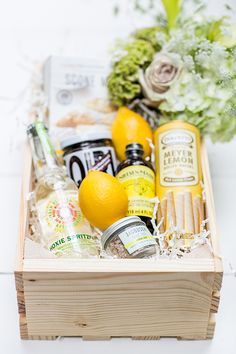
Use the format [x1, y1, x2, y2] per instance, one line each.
[26, 122, 48, 137]
[26, 123, 37, 137]
[125, 143, 144, 156]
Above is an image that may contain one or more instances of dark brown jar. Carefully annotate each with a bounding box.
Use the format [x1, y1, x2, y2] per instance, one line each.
[116, 143, 155, 232]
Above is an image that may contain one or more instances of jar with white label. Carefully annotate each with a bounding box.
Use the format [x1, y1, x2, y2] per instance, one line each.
[61, 131, 117, 188]
[102, 216, 157, 259]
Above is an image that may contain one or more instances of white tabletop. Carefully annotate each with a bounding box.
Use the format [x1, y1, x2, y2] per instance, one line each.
[0, 0, 236, 353]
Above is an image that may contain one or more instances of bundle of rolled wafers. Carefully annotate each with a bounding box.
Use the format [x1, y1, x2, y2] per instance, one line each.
[158, 190, 204, 235]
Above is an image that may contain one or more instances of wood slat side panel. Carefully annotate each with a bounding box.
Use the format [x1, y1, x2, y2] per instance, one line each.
[23, 257, 215, 275]
[15, 271, 24, 292]
[132, 336, 160, 340]
[15, 143, 32, 273]
[206, 314, 216, 339]
[201, 141, 223, 273]
[24, 271, 214, 339]
[22, 270, 215, 293]
[82, 336, 111, 341]
[27, 336, 57, 340]
[19, 314, 28, 340]
[27, 335, 209, 340]
[17, 291, 26, 314]
[24, 292, 212, 338]
[210, 291, 220, 313]
[177, 336, 207, 340]
[14, 143, 33, 340]
[213, 267, 223, 292]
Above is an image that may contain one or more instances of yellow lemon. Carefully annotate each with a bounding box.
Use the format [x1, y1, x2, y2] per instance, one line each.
[112, 107, 153, 161]
[79, 170, 128, 230]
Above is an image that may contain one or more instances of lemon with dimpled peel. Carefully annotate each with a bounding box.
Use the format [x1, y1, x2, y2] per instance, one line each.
[79, 170, 128, 230]
[112, 107, 153, 161]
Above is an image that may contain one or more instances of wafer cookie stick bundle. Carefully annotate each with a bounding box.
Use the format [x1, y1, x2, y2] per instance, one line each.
[154, 121, 204, 242]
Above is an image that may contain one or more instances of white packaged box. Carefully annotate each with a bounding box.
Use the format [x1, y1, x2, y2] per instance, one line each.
[43, 56, 115, 145]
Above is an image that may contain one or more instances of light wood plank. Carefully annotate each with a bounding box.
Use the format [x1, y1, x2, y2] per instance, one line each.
[82, 336, 111, 341]
[27, 336, 57, 340]
[206, 314, 216, 339]
[201, 141, 223, 274]
[210, 291, 220, 313]
[19, 314, 28, 340]
[15, 142, 32, 273]
[23, 257, 215, 274]
[132, 336, 160, 340]
[24, 270, 214, 338]
[23, 270, 215, 292]
[17, 291, 25, 314]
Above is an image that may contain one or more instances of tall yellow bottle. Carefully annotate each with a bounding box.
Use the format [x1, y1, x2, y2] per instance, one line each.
[154, 121, 203, 235]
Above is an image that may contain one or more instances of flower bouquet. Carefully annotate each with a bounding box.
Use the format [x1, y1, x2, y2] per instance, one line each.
[108, 0, 236, 141]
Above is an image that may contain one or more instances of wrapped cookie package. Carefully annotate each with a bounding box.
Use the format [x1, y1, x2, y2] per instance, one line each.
[44, 56, 116, 148]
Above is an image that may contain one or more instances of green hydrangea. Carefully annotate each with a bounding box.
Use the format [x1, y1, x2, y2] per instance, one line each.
[133, 26, 165, 50]
[107, 38, 156, 106]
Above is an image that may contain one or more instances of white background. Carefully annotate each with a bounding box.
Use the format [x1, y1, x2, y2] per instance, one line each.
[0, 0, 236, 353]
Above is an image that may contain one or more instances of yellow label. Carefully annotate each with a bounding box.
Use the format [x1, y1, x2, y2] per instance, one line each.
[116, 165, 155, 218]
[159, 129, 199, 187]
[155, 121, 202, 200]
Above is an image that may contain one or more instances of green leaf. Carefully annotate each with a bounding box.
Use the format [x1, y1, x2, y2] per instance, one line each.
[161, 0, 182, 30]
[216, 23, 236, 48]
[207, 17, 236, 48]
[207, 18, 226, 42]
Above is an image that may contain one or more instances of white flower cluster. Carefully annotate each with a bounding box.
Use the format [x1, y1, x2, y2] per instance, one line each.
[153, 16, 236, 141]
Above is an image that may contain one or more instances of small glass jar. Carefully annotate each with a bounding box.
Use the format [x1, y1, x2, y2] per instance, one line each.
[102, 216, 157, 259]
[61, 131, 117, 188]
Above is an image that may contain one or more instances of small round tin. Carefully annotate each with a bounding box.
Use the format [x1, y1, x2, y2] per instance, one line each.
[102, 216, 157, 259]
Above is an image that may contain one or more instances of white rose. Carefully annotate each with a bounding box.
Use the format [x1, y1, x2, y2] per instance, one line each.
[139, 52, 182, 105]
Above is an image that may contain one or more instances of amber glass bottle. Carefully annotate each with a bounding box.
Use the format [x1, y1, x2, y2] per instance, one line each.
[116, 143, 155, 232]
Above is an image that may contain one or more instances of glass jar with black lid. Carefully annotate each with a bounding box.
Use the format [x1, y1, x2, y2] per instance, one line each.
[61, 131, 117, 188]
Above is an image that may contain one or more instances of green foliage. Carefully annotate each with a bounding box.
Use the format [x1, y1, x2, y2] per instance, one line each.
[161, 0, 182, 29]
[207, 18, 225, 42]
[133, 26, 166, 50]
[107, 39, 156, 106]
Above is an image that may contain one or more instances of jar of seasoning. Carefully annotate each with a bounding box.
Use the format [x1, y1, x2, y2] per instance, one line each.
[61, 130, 117, 188]
[102, 216, 157, 259]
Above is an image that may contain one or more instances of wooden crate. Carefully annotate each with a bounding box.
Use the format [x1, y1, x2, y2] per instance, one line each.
[15, 141, 223, 340]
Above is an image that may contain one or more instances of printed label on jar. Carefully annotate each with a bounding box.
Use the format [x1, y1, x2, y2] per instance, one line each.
[116, 165, 155, 218]
[118, 225, 156, 255]
[36, 191, 98, 257]
[49, 233, 96, 255]
[64, 146, 117, 187]
[158, 129, 199, 187]
[45, 196, 82, 233]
